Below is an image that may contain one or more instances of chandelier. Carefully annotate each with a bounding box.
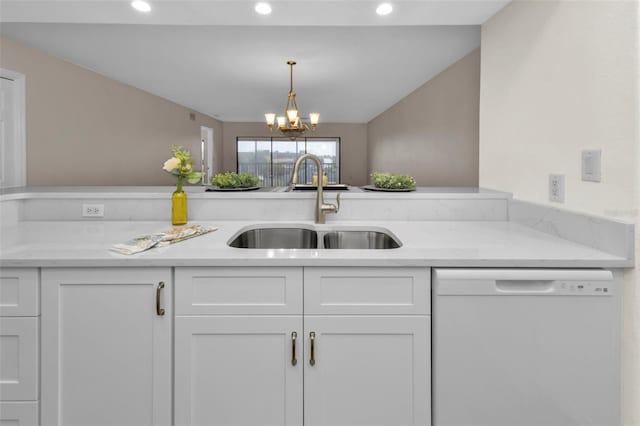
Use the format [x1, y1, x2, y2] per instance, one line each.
[265, 60, 319, 139]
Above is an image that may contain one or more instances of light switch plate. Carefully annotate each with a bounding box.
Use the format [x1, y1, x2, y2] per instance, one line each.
[582, 149, 601, 182]
[549, 174, 565, 203]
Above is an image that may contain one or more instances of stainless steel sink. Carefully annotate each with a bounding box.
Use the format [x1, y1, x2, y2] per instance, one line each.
[228, 226, 401, 249]
[323, 230, 401, 249]
[228, 227, 318, 249]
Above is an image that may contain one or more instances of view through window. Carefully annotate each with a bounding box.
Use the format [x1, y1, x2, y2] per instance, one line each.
[237, 137, 340, 187]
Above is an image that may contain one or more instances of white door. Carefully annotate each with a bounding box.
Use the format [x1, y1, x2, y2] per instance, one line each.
[0, 74, 25, 189]
[0, 77, 15, 188]
[200, 126, 214, 183]
[174, 316, 303, 426]
[304, 316, 431, 426]
[41, 268, 172, 426]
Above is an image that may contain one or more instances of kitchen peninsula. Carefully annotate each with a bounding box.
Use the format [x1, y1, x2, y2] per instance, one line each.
[0, 186, 631, 267]
[0, 186, 633, 426]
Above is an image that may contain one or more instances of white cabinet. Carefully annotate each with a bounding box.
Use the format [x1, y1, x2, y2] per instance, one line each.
[175, 267, 303, 426]
[304, 267, 430, 315]
[174, 266, 431, 426]
[0, 317, 38, 401]
[304, 267, 431, 426]
[175, 267, 303, 315]
[174, 316, 303, 426]
[0, 268, 39, 317]
[303, 316, 430, 426]
[0, 268, 39, 426]
[41, 268, 172, 426]
[0, 402, 39, 426]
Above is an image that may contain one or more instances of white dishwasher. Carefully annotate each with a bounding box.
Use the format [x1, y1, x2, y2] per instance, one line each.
[432, 269, 621, 426]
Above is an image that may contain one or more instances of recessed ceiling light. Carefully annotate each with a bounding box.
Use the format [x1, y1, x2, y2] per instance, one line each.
[376, 3, 393, 15]
[255, 2, 272, 15]
[131, 0, 151, 12]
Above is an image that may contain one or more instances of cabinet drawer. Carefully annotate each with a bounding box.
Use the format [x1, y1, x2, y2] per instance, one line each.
[175, 267, 303, 315]
[304, 267, 430, 315]
[0, 317, 38, 401]
[0, 269, 39, 317]
[0, 401, 39, 426]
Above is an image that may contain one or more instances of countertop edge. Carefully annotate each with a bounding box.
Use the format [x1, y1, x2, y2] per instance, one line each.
[0, 258, 631, 269]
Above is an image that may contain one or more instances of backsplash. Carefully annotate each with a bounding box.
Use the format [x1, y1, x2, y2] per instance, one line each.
[5, 187, 509, 222]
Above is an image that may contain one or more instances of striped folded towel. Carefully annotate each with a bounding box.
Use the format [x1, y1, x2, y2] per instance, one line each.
[110, 224, 218, 255]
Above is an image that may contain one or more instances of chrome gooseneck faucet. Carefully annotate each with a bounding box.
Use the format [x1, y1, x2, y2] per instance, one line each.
[290, 153, 340, 224]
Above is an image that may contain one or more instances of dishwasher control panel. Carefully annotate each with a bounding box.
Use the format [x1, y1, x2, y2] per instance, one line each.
[555, 280, 612, 295]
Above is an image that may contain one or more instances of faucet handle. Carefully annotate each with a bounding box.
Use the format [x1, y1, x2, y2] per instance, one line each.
[335, 192, 341, 213]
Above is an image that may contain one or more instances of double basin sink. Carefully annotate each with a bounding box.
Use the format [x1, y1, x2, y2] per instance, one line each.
[228, 225, 401, 250]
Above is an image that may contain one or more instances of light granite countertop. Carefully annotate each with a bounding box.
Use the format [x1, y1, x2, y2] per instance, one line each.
[0, 219, 628, 268]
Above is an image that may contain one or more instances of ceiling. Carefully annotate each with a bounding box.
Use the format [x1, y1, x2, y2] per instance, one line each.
[0, 1, 510, 123]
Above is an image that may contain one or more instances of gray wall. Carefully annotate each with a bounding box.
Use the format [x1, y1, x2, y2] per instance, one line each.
[367, 49, 480, 186]
[0, 36, 223, 186]
[1, 36, 480, 188]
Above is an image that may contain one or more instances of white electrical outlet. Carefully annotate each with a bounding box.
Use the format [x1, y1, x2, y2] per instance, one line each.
[82, 204, 104, 217]
[549, 174, 565, 203]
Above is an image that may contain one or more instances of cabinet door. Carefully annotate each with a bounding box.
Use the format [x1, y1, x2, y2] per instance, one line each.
[304, 316, 430, 426]
[175, 316, 303, 426]
[41, 268, 172, 426]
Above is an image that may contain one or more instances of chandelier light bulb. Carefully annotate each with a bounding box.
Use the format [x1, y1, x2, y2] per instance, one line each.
[287, 109, 298, 124]
[376, 3, 393, 15]
[255, 2, 272, 15]
[277, 116, 286, 128]
[131, 0, 151, 12]
[265, 113, 276, 128]
[309, 113, 320, 126]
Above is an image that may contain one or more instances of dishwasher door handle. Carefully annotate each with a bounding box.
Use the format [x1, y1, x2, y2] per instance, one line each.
[495, 280, 554, 293]
[435, 279, 557, 295]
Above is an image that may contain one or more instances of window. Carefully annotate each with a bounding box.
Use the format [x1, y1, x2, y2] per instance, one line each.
[237, 137, 340, 187]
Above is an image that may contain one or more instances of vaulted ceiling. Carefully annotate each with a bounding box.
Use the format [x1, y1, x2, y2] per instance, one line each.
[0, 1, 510, 122]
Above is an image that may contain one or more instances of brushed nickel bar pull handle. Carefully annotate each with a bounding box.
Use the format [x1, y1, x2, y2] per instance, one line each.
[291, 332, 298, 366]
[309, 331, 316, 366]
[156, 282, 165, 316]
